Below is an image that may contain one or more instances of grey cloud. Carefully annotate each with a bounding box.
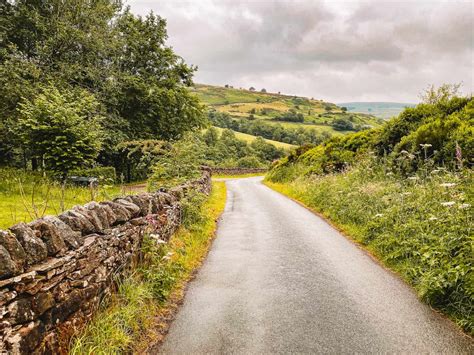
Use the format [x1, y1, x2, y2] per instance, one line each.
[127, 0, 473, 102]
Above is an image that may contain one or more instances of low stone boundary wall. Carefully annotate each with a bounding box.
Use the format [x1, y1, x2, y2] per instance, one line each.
[211, 167, 267, 175]
[0, 170, 211, 354]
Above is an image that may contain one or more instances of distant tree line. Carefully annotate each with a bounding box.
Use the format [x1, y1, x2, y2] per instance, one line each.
[208, 111, 329, 145]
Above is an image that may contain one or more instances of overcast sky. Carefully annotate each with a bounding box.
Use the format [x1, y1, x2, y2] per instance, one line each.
[127, 0, 473, 103]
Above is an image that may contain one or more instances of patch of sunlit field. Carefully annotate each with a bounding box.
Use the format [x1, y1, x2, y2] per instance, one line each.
[265, 162, 473, 333]
[216, 101, 289, 114]
[0, 168, 140, 229]
[211, 127, 295, 150]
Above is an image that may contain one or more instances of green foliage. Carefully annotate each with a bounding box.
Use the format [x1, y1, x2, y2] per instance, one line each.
[272, 109, 304, 123]
[331, 118, 354, 131]
[115, 140, 170, 182]
[209, 111, 327, 146]
[267, 160, 473, 333]
[148, 135, 205, 190]
[236, 156, 264, 168]
[16, 85, 103, 177]
[0, 1, 205, 175]
[269, 93, 473, 179]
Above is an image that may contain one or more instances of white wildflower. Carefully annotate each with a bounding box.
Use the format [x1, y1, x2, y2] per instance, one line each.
[162, 251, 174, 261]
[440, 201, 455, 207]
[401, 192, 412, 196]
[419, 143, 432, 148]
[440, 183, 456, 188]
[428, 216, 438, 221]
[375, 213, 384, 217]
[408, 176, 418, 180]
[459, 203, 471, 209]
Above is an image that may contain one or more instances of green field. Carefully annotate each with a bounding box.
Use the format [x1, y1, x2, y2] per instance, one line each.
[212, 127, 295, 150]
[0, 168, 144, 229]
[192, 84, 383, 136]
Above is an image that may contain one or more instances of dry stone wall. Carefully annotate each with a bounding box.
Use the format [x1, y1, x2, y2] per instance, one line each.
[0, 170, 211, 354]
[211, 167, 267, 175]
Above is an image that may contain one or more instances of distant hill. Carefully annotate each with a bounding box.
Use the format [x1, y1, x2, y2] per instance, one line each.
[337, 102, 416, 119]
[192, 84, 384, 137]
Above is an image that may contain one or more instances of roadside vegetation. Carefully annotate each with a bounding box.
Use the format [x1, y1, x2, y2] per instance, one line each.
[70, 181, 226, 353]
[266, 85, 473, 333]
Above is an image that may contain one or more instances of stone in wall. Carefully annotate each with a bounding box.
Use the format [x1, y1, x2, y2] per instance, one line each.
[0, 170, 211, 354]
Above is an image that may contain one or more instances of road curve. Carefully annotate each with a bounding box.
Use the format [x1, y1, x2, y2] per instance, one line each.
[159, 177, 473, 354]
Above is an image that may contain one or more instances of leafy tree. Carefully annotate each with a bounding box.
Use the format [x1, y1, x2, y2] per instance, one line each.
[149, 134, 206, 189]
[16, 85, 103, 177]
[260, 88, 267, 93]
[0, 1, 205, 173]
[332, 118, 354, 131]
[203, 127, 219, 146]
[249, 87, 255, 91]
[236, 156, 263, 168]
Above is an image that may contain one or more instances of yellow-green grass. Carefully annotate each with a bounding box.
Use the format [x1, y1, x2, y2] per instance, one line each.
[0, 172, 144, 229]
[70, 181, 227, 353]
[212, 127, 296, 150]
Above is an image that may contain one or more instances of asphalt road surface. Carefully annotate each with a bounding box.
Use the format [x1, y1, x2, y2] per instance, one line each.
[159, 177, 473, 354]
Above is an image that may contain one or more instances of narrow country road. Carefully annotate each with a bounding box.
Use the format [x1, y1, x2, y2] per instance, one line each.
[158, 177, 473, 354]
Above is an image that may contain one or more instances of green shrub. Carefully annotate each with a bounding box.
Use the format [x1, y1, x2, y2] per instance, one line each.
[236, 156, 264, 168]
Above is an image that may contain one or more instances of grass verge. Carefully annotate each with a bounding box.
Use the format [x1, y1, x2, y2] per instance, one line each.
[265, 163, 473, 334]
[70, 181, 227, 353]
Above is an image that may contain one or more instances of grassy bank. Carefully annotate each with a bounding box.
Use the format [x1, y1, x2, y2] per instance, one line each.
[265, 161, 473, 333]
[70, 181, 227, 353]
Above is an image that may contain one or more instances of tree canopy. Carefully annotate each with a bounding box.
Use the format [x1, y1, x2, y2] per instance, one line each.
[0, 0, 206, 175]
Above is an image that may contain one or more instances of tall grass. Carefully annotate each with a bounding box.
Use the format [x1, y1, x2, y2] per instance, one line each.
[0, 168, 136, 229]
[266, 158, 473, 333]
[70, 181, 227, 353]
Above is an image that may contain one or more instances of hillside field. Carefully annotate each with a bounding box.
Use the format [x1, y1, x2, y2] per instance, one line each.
[192, 84, 384, 137]
[212, 127, 295, 150]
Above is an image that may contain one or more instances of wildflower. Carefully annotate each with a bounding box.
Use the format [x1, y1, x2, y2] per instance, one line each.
[401, 192, 412, 196]
[386, 172, 393, 176]
[440, 201, 455, 207]
[440, 183, 456, 188]
[400, 150, 409, 154]
[162, 251, 174, 261]
[419, 143, 432, 148]
[459, 203, 471, 209]
[428, 216, 438, 221]
[408, 176, 418, 180]
[374, 213, 384, 217]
